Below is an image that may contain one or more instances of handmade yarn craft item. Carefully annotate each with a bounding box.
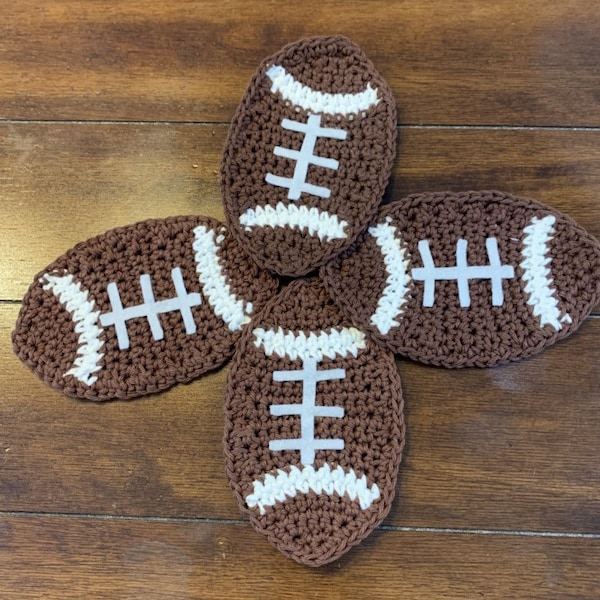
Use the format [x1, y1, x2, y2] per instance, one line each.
[11, 35, 600, 567]
[321, 190, 600, 368]
[221, 35, 397, 277]
[224, 278, 404, 567]
[12, 216, 278, 401]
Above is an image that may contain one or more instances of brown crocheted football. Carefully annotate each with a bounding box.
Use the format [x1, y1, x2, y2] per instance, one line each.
[13, 216, 278, 401]
[321, 190, 600, 368]
[224, 278, 404, 567]
[221, 36, 397, 277]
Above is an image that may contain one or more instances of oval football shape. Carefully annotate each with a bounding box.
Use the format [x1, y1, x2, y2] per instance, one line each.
[221, 36, 397, 277]
[321, 190, 600, 368]
[13, 216, 279, 401]
[224, 278, 404, 567]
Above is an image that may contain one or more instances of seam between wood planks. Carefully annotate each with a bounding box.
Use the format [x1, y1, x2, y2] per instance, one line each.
[1, 119, 600, 132]
[1, 511, 600, 539]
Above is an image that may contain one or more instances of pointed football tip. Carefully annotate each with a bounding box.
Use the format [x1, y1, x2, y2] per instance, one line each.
[284, 34, 360, 50]
[270, 34, 371, 69]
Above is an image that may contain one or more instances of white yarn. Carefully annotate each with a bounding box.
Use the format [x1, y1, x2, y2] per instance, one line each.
[239, 203, 348, 242]
[192, 225, 253, 332]
[266, 64, 379, 116]
[368, 217, 412, 334]
[253, 326, 367, 361]
[246, 463, 380, 515]
[520, 215, 571, 331]
[41, 272, 104, 386]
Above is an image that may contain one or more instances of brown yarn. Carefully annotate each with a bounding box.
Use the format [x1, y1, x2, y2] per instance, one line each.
[12, 216, 278, 401]
[223, 278, 405, 566]
[221, 36, 397, 277]
[321, 190, 600, 368]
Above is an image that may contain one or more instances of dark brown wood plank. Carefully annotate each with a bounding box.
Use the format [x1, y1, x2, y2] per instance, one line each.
[2, 303, 598, 533]
[0, 516, 599, 600]
[1, 304, 235, 520]
[2, 0, 598, 594]
[1, 1, 599, 125]
[394, 319, 600, 533]
[0, 122, 224, 300]
[1, 123, 598, 301]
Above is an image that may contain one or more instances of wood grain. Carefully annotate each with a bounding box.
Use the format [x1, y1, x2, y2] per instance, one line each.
[1, 123, 598, 301]
[1, 0, 599, 595]
[1, 516, 599, 600]
[0, 1, 599, 125]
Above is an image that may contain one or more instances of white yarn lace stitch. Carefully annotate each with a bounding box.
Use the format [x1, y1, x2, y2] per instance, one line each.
[193, 224, 253, 332]
[239, 203, 348, 242]
[246, 463, 381, 515]
[368, 217, 412, 334]
[266, 64, 379, 116]
[41, 272, 105, 386]
[520, 215, 572, 331]
[253, 326, 367, 361]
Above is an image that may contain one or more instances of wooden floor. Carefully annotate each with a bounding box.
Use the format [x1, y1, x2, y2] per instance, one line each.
[1, 1, 599, 598]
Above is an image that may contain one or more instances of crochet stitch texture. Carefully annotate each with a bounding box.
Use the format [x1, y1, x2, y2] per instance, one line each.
[221, 35, 397, 276]
[13, 216, 278, 401]
[322, 190, 600, 367]
[224, 278, 404, 567]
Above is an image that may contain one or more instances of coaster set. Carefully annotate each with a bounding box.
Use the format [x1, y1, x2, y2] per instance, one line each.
[12, 36, 600, 567]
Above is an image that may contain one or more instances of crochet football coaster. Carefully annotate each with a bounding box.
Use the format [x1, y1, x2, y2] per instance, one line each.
[224, 278, 405, 567]
[13, 216, 278, 401]
[221, 35, 397, 277]
[321, 190, 600, 368]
